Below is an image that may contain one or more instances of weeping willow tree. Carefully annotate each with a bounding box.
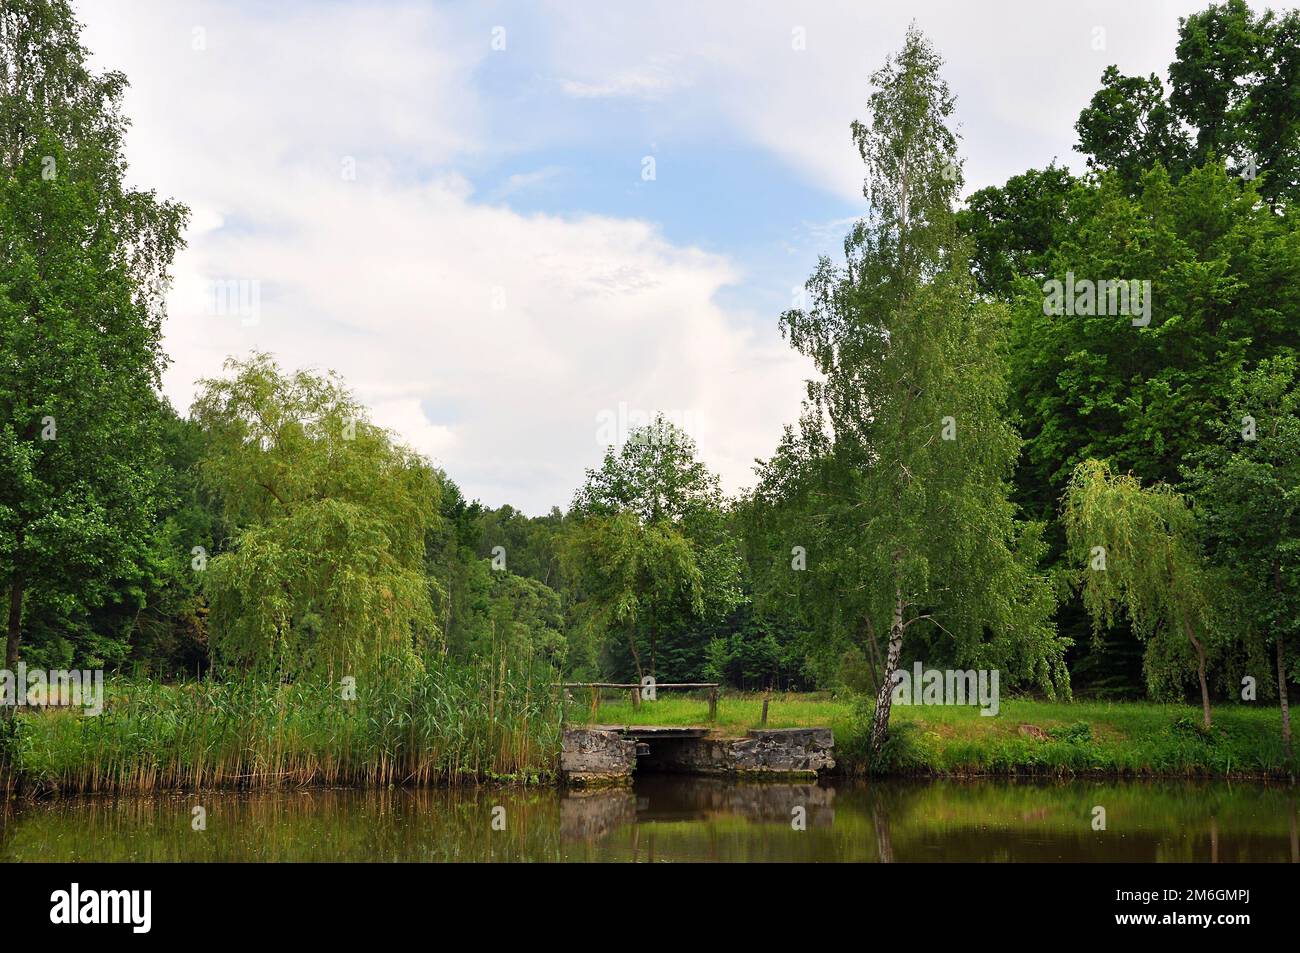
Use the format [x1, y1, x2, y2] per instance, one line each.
[192, 353, 440, 678]
[1063, 459, 1220, 726]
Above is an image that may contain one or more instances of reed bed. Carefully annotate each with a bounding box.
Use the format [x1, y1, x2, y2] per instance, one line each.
[3, 657, 562, 794]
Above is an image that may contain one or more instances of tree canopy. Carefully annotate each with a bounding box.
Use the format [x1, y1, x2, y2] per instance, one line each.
[192, 354, 440, 676]
[0, 0, 187, 670]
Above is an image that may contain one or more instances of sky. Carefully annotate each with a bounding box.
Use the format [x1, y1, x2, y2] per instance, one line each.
[74, 0, 1262, 514]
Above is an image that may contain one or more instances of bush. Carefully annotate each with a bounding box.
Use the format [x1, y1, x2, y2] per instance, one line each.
[1047, 721, 1092, 743]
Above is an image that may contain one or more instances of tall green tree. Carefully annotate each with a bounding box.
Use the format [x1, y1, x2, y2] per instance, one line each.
[1064, 460, 1222, 726]
[191, 354, 440, 676]
[1170, 0, 1272, 179]
[778, 27, 1065, 759]
[1076, 1, 1300, 207]
[1183, 357, 1300, 755]
[956, 163, 1081, 301]
[566, 415, 742, 680]
[0, 0, 187, 669]
[1075, 68, 1190, 187]
[422, 482, 568, 667]
[1009, 161, 1300, 527]
[121, 402, 220, 677]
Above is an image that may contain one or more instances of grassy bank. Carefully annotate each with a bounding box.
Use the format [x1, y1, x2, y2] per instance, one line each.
[2, 659, 561, 794]
[5, 683, 1295, 794]
[577, 692, 1299, 779]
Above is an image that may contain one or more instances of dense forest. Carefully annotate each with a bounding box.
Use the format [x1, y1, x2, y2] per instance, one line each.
[3, 0, 1298, 759]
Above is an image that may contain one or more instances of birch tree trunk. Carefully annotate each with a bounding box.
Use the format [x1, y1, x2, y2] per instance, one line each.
[869, 588, 905, 758]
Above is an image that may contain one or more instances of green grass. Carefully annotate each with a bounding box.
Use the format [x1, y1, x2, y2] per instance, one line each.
[572, 691, 1298, 779]
[575, 692, 849, 733]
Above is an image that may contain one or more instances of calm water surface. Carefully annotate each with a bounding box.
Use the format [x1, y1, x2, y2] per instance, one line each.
[3, 776, 1297, 862]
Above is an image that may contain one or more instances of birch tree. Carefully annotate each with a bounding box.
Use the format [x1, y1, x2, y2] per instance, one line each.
[779, 26, 1065, 760]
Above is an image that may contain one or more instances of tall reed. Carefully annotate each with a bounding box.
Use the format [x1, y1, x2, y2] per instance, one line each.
[5, 655, 562, 794]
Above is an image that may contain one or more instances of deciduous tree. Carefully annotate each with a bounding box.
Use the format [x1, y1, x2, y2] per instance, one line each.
[191, 354, 439, 676]
[0, 0, 187, 669]
[778, 27, 1065, 760]
[1064, 459, 1221, 726]
[566, 416, 741, 679]
[1184, 357, 1300, 754]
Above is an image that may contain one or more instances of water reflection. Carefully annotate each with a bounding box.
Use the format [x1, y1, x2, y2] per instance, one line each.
[1, 777, 1296, 862]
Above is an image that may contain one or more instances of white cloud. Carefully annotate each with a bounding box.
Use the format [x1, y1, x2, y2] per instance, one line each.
[490, 167, 564, 199]
[77, 0, 811, 514]
[533, 0, 1269, 197]
[559, 55, 690, 100]
[76, 0, 1258, 513]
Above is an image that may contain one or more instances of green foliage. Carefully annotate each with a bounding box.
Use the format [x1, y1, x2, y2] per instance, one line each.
[1075, 68, 1189, 187]
[125, 406, 221, 676]
[1181, 355, 1299, 751]
[1047, 721, 1093, 743]
[474, 504, 566, 587]
[1010, 162, 1300, 525]
[976, 8, 1300, 701]
[191, 354, 440, 677]
[1171, 711, 1216, 740]
[762, 26, 1066, 717]
[566, 416, 743, 679]
[957, 164, 1082, 300]
[699, 608, 807, 690]
[1063, 460, 1222, 714]
[0, 0, 187, 667]
[1076, 0, 1300, 207]
[459, 563, 566, 666]
[1183, 356, 1300, 669]
[9, 655, 561, 792]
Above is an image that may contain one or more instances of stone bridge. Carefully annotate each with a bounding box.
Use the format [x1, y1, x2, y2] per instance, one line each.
[560, 724, 835, 785]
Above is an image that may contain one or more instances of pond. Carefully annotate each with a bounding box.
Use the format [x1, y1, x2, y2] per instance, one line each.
[2, 776, 1296, 862]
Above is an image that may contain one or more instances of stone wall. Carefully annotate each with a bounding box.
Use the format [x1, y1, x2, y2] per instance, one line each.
[560, 727, 636, 785]
[733, 728, 835, 774]
[636, 728, 835, 777]
[562, 726, 835, 782]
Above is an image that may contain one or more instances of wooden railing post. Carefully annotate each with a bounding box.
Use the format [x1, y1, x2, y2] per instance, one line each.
[761, 693, 769, 726]
[708, 686, 718, 723]
[630, 686, 640, 711]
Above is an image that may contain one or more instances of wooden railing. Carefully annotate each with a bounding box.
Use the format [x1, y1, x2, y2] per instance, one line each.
[555, 681, 720, 723]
